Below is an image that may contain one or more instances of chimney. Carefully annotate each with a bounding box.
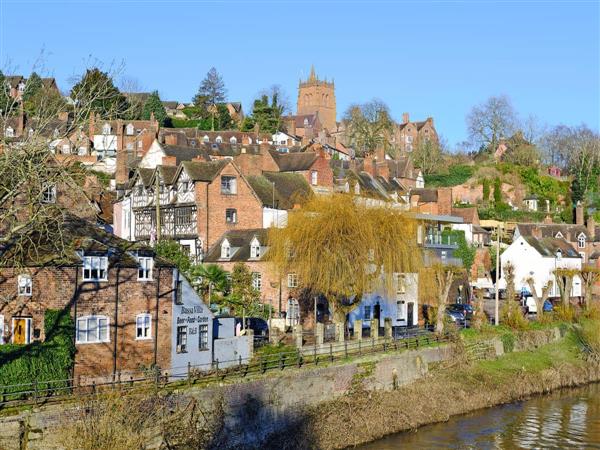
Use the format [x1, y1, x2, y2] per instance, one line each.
[437, 187, 453, 216]
[427, 117, 434, 127]
[116, 148, 129, 187]
[402, 112, 410, 124]
[587, 215, 596, 240]
[576, 201, 584, 226]
[161, 155, 177, 166]
[363, 154, 376, 177]
[16, 103, 24, 136]
[164, 134, 178, 146]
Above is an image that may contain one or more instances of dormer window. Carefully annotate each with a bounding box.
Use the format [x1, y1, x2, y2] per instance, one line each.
[18, 81, 25, 92]
[53, 128, 59, 138]
[102, 123, 112, 134]
[4, 127, 14, 138]
[578, 234, 586, 249]
[28, 128, 34, 138]
[555, 231, 564, 239]
[250, 238, 261, 258]
[82, 255, 108, 281]
[230, 136, 237, 144]
[215, 136, 223, 144]
[17, 274, 32, 296]
[203, 135, 210, 143]
[221, 240, 231, 259]
[126, 124, 134, 135]
[137, 256, 153, 280]
[42, 184, 57, 203]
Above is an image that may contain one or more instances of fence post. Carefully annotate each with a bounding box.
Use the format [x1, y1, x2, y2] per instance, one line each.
[371, 337, 375, 351]
[354, 320, 363, 341]
[279, 353, 285, 370]
[238, 355, 242, 373]
[33, 380, 38, 405]
[358, 339, 362, 355]
[315, 323, 324, 346]
[329, 343, 333, 362]
[313, 345, 317, 365]
[187, 362, 192, 385]
[92, 381, 96, 395]
[344, 341, 348, 359]
[297, 349, 302, 368]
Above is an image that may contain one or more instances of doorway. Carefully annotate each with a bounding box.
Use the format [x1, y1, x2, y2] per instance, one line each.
[12, 318, 31, 344]
[407, 303, 414, 327]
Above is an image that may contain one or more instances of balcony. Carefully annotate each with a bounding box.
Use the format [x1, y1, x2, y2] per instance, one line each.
[424, 233, 459, 248]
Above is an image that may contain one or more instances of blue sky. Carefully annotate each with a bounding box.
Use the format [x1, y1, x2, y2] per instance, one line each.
[0, 0, 598, 146]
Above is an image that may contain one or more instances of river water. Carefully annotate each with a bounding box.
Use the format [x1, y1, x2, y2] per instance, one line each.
[359, 383, 600, 449]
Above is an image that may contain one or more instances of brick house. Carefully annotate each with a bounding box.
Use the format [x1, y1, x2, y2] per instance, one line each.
[392, 113, 438, 155]
[269, 148, 334, 193]
[114, 159, 311, 261]
[203, 228, 296, 317]
[0, 215, 222, 383]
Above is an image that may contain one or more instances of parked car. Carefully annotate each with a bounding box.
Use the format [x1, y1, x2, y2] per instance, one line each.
[447, 303, 474, 320]
[522, 297, 553, 314]
[235, 317, 269, 339]
[445, 309, 466, 326]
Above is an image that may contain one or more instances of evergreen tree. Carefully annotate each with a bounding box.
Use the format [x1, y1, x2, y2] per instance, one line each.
[70, 68, 130, 118]
[482, 179, 490, 204]
[229, 262, 260, 314]
[22, 72, 43, 102]
[142, 90, 168, 126]
[241, 95, 281, 134]
[493, 177, 502, 204]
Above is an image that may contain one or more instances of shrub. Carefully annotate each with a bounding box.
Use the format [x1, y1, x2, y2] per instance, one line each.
[500, 332, 516, 353]
[500, 301, 529, 330]
[553, 304, 576, 323]
[423, 165, 474, 187]
[572, 320, 600, 361]
[0, 309, 75, 398]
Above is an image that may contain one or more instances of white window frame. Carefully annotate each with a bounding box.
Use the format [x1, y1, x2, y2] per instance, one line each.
[76, 315, 110, 344]
[82, 255, 108, 281]
[311, 170, 318, 186]
[42, 184, 57, 203]
[252, 272, 262, 290]
[225, 208, 237, 223]
[17, 274, 32, 296]
[578, 234, 586, 249]
[0, 315, 4, 345]
[126, 124, 134, 136]
[396, 273, 406, 295]
[198, 324, 209, 351]
[230, 136, 237, 144]
[176, 325, 188, 353]
[137, 256, 153, 281]
[221, 241, 231, 259]
[215, 136, 223, 144]
[221, 176, 237, 195]
[135, 313, 152, 340]
[102, 123, 112, 134]
[5, 127, 14, 138]
[287, 273, 298, 288]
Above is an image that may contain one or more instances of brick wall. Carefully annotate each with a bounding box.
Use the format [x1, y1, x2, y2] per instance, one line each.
[0, 266, 174, 382]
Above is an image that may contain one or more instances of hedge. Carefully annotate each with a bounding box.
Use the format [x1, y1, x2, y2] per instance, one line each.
[0, 309, 75, 398]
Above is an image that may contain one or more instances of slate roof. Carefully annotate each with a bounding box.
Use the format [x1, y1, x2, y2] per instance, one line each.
[162, 101, 179, 109]
[180, 159, 229, 182]
[411, 188, 438, 203]
[523, 236, 580, 258]
[247, 172, 312, 210]
[268, 149, 318, 172]
[203, 228, 269, 263]
[157, 165, 179, 185]
[0, 214, 173, 268]
[516, 223, 592, 242]
[451, 207, 479, 225]
[162, 144, 210, 164]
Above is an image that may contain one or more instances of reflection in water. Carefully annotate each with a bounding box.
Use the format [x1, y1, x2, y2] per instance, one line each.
[359, 383, 600, 449]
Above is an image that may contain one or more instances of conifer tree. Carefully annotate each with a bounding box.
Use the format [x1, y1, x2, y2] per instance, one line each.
[142, 91, 168, 125]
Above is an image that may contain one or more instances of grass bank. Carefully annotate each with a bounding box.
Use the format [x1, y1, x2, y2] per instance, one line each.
[272, 331, 600, 450]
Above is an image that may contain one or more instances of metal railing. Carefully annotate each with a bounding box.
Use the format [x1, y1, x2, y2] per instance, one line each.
[0, 331, 450, 409]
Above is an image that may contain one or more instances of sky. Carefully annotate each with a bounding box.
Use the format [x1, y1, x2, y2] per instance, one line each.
[0, 0, 598, 147]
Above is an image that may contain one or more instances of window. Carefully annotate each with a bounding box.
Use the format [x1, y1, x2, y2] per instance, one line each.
[17, 274, 32, 296]
[225, 208, 237, 224]
[28, 128, 34, 138]
[363, 305, 371, 320]
[199, 324, 209, 350]
[578, 234, 586, 249]
[136, 313, 152, 340]
[221, 241, 231, 259]
[221, 176, 237, 195]
[61, 144, 71, 154]
[175, 280, 183, 305]
[252, 272, 262, 290]
[203, 135, 210, 143]
[138, 256, 153, 280]
[126, 124, 134, 135]
[215, 136, 223, 144]
[311, 170, 318, 186]
[42, 184, 56, 203]
[4, 127, 14, 138]
[287, 273, 298, 288]
[230, 136, 237, 144]
[396, 273, 406, 295]
[396, 301, 404, 321]
[176, 325, 187, 353]
[76, 316, 109, 343]
[102, 123, 112, 134]
[82, 256, 108, 281]
[250, 241, 260, 258]
[0, 315, 4, 345]
[53, 128, 59, 138]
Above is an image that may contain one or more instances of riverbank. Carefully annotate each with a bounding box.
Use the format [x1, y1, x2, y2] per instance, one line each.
[267, 329, 600, 449]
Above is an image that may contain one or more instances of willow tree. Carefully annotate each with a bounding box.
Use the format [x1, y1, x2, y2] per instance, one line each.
[268, 194, 421, 340]
[420, 263, 464, 334]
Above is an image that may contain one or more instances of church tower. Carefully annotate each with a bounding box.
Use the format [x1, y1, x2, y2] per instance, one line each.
[297, 66, 337, 131]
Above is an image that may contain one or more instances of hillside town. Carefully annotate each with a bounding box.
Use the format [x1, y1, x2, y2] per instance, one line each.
[1, 53, 600, 447]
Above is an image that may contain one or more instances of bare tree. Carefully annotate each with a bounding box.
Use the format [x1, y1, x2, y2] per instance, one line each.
[526, 277, 553, 318]
[580, 266, 600, 310]
[258, 84, 291, 116]
[466, 95, 517, 153]
[554, 268, 578, 306]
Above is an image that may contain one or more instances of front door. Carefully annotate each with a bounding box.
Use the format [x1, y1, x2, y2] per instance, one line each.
[407, 303, 414, 327]
[12, 318, 29, 344]
[374, 303, 381, 322]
